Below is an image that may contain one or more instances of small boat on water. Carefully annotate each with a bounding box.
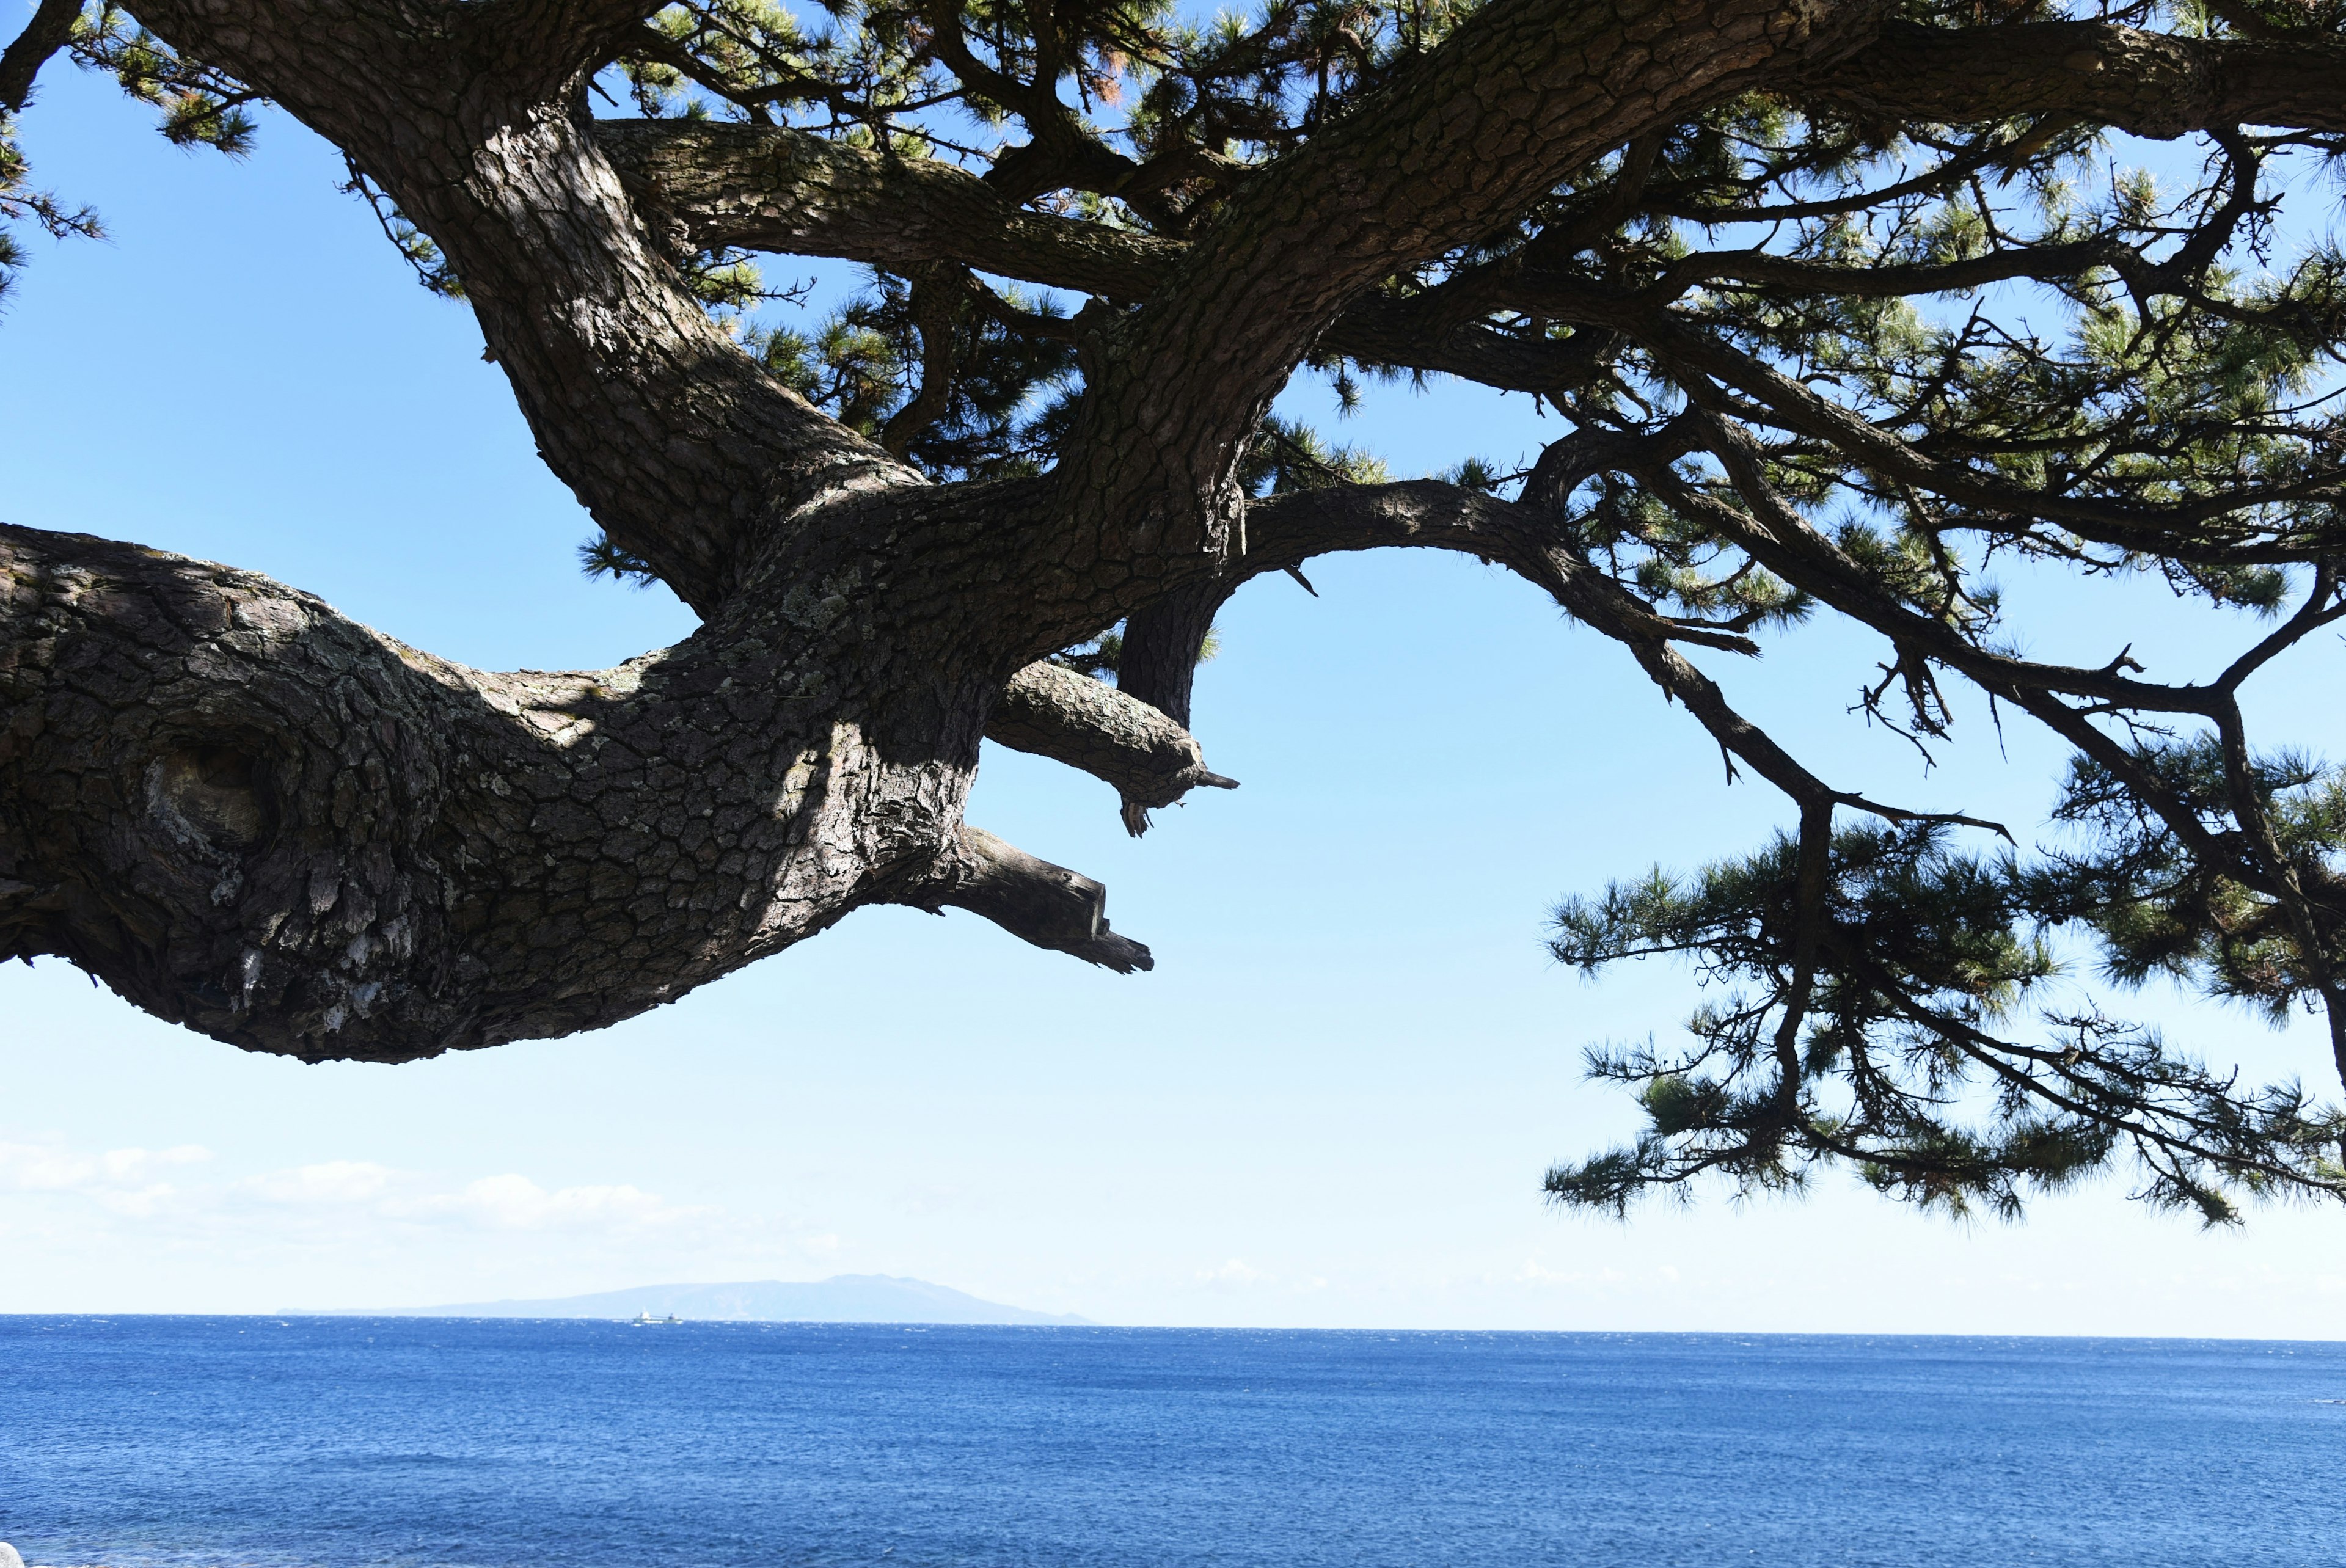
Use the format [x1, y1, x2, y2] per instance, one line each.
[629, 1311, 684, 1326]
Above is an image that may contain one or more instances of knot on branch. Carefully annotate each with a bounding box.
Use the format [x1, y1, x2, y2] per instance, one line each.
[153, 745, 273, 854]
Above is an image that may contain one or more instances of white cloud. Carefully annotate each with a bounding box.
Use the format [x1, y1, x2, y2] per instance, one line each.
[0, 1141, 212, 1215]
[0, 1125, 851, 1313]
[3, 1138, 703, 1238]
[236, 1161, 395, 1206]
[1509, 1259, 1628, 1286]
[1, 1141, 211, 1189]
[0, 1142, 95, 1192]
[104, 1145, 211, 1180]
[1194, 1258, 1328, 1292]
[387, 1173, 703, 1232]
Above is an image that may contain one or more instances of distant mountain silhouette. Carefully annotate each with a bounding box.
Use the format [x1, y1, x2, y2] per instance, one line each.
[307, 1275, 1087, 1325]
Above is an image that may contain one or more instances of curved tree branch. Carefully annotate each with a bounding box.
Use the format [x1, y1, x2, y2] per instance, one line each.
[1240, 481, 1995, 831]
[128, 0, 913, 614]
[0, 0, 79, 113]
[1054, 0, 1884, 569]
[0, 516, 1178, 1059]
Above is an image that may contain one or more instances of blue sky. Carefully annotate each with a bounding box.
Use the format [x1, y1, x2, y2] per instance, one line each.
[4, 59, 2345, 1335]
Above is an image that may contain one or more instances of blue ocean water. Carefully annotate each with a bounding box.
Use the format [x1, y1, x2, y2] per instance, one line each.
[3, 1319, 2342, 1568]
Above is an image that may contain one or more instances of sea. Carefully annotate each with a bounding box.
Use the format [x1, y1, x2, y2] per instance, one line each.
[3, 1318, 2342, 1567]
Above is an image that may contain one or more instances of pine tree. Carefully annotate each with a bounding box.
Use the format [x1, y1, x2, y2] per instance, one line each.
[5, 0, 2346, 1219]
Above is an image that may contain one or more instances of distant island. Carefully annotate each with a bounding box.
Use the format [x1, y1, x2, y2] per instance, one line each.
[303, 1274, 1089, 1326]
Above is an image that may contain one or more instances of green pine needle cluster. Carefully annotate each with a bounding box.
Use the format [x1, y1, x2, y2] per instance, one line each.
[1548, 801, 2346, 1224]
[0, 110, 99, 304]
[1, 4, 252, 301]
[76, 4, 257, 153]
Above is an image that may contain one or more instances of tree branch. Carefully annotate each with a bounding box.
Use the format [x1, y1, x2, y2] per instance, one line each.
[470, 1, 674, 97]
[587, 20, 2346, 443]
[596, 120, 1180, 301]
[937, 826, 1153, 971]
[1631, 410, 2218, 714]
[0, 517, 1016, 1059]
[1110, 582, 1224, 734]
[128, 0, 910, 615]
[0, 0, 79, 114]
[1056, 0, 1882, 567]
[1614, 420, 2301, 896]
[1240, 482, 2008, 837]
[984, 660, 1237, 835]
[1803, 21, 2346, 139]
[595, 120, 1637, 404]
[1609, 309, 2346, 563]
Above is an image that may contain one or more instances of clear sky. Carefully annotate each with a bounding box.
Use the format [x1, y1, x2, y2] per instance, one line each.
[4, 61, 2344, 1337]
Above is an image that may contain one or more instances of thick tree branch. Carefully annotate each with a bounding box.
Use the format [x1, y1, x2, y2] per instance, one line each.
[0, 519, 1004, 1060]
[595, 120, 1642, 403]
[580, 21, 2346, 480]
[879, 263, 973, 458]
[1111, 584, 1224, 734]
[1056, 0, 1883, 570]
[472, 0, 673, 97]
[984, 660, 1237, 834]
[1803, 21, 2346, 138]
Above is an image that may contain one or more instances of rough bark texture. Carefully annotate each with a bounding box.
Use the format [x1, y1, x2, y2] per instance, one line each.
[1804, 22, 2346, 138]
[984, 660, 1237, 833]
[10, 0, 2341, 1069]
[0, 522, 952, 1057]
[1051, 0, 1879, 582]
[0, 509, 1218, 1057]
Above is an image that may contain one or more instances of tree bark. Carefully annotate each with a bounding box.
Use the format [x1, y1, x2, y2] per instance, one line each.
[23, 0, 2332, 1062]
[984, 660, 1237, 834]
[1051, 0, 1882, 581]
[1803, 22, 2346, 138]
[0, 522, 930, 1057]
[0, 513, 1235, 1059]
[0, 0, 81, 113]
